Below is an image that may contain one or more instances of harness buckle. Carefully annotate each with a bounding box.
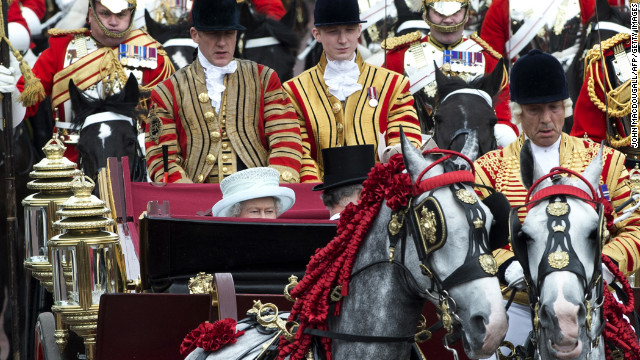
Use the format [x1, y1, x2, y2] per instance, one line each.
[438, 300, 453, 333]
[414, 329, 432, 343]
[330, 285, 343, 302]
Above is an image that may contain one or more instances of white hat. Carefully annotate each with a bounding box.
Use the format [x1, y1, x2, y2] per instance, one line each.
[211, 168, 296, 217]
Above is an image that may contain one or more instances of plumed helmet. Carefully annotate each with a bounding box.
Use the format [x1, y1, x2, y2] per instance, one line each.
[314, 0, 367, 26]
[89, 0, 136, 38]
[420, 0, 470, 33]
[95, 0, 135, 13]
[192, 0, 246, 31]
[510, 49, 569, 105]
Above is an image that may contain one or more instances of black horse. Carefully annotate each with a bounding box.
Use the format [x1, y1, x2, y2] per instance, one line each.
[237, 0, 302, 81]
[144, 10, 196, 70]
[431, 59, 505, 159]
[69, 74, 146, 186]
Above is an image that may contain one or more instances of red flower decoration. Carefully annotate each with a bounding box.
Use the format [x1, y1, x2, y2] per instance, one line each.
[180, 318, 245, 358]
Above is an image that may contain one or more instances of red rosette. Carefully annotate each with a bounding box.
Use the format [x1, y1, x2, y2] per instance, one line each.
[180, 318, 245, 358]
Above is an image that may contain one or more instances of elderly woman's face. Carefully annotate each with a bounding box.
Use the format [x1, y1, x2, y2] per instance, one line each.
[239, 197, 277, 219]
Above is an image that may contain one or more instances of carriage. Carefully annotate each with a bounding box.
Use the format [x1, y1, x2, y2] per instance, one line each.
[9, 149, 490, 360]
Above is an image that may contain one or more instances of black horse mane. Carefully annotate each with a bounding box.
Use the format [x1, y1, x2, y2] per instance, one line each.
[69, 74, 140, 128]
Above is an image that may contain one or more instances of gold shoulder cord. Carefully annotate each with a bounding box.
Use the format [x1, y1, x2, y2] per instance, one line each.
[584, 33, 632, 147]
[0, 4, 45, 107]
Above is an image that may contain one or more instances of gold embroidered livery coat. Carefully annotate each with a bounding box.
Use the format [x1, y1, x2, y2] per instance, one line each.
[145, 58, 302, 183]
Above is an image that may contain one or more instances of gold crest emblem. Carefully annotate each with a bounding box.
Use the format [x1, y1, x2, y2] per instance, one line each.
[479, 254, 498, 275]
[148, 106, 162, 143]
[456, 189, 477, 204]
[419, 208, 437, 244]
[548, 251, 570, 269]
[547, 202, 569, 216]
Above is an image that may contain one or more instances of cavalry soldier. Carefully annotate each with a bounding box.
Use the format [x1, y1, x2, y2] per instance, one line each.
[144, 0, 302, 184]
[570, 33, 637, 172]
[0, 0, 174, 162]
[382, 0, 517, 146]
[283, 0, 422, 183]
[473, 49, 640, 355]
[480, 0, 594, 69]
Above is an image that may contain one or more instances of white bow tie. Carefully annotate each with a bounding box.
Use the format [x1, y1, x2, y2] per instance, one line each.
[199, 50, 237, 113]
[324, 57, 362, 101]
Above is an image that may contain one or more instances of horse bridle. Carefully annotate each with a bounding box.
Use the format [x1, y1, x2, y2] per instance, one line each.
[304, 150, 501, 352]
[434, 89, 497, 155]
[509, 168, 607, 356]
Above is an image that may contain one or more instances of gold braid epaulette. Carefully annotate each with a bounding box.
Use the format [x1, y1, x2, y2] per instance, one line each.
[47, 28, 89, 37]
[584, 32, 632, 148]
[381, 31, 422, 51]
[470, 32, 502, 60]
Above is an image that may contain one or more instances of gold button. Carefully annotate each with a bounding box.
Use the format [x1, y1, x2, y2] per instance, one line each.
[211, 131, 221, 141]
[281, 171, 292, 181]
[222, 155, 229, 161]
[332, 102, 341, 113]
[221, 119, 226, 125]
[204, 111, 215, 122]
[337, 123, 344, 133]
[222, 130, 227, 137]
[222, 167, 229, 174]
[197, 174, 204, 182]
[222, 143, 229, 150]
[198, 93, 210, 103]
[206, 154, 216, 165]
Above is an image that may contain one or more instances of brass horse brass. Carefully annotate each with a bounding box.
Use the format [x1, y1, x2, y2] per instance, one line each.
[548, 251, 570, 269]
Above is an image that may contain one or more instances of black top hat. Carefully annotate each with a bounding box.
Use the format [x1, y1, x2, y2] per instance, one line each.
[313, 145, 375, 191]
[314, 0, 367, 26]
[192, 0, 246, 32]
[510, 49, 568, 105]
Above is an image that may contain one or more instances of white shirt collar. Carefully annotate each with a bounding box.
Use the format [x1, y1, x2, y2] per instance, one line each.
[527, 136, 562, 175]
[324, 53, 362, 101]
[198, 49, 237, 113]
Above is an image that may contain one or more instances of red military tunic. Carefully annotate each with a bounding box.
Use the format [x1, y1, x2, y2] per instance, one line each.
[16, 28, 174, 162]
[384, 32, 518, 135]
[571, 34, 632, 149]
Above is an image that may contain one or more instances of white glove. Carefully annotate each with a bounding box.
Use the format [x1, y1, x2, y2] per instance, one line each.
[602, 263, 616, 284]
[0, 65, 17, 94]
[380, 143, 402, 163]
[505, 261, 526, 291]
[494, 123, 518, 148]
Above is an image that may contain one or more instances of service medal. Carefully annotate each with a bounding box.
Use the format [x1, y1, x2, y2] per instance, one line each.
[367, 87, 378, 107]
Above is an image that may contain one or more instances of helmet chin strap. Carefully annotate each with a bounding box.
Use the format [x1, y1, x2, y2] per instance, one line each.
[89, 1, 135, 40]
[424, 6, 470, 33]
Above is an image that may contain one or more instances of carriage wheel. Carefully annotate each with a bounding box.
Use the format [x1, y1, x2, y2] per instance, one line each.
[34, 312, 62, 360]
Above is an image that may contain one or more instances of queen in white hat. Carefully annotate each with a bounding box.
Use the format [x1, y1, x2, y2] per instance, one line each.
[211, 168, 296, 218]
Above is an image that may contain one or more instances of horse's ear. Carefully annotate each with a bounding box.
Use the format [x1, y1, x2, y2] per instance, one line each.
[448, 129, 479, 170]
[581, 144, 603, 192]
[68, 79, 84, 113]
[595, 0, 613, 21]
[477, 58, 504, 98]
[123, 73, 140, 102]
[520, 139, 535, 190]
[400, 127, 438, 182]
[144, 9, 161, 38]
[280, 0, 297, 28]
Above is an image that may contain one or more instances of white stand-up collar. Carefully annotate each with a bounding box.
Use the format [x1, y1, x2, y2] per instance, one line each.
[198, 49, 237, 113]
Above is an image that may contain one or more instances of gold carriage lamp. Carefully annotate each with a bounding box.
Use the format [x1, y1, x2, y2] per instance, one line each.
[22, 136, 82, 292]
[49, 175, 128, 360]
